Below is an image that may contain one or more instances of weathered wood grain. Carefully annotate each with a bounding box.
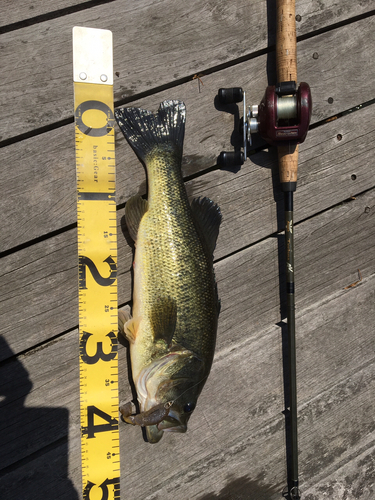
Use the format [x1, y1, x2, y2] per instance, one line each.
[126, 357, 375, 500]
[0, 180, 374, 366]
[0, 438, 80, 500]
[0, 228, 132, 360]
[1, 126, 77, 252]
[0, 330, 79, 471]
[1, 107, 374, 359]
[302, 444, 375, 500]
[0, 0, 265, 140]
[216, 189, 375, 352]
[1, 270, 373, 498]
[0, 0, 90, 28]
[2, 19, 375, 252]
[1, 2, 374, 498]
[2, 0, 372, 33]
[0, 3, 374, 141]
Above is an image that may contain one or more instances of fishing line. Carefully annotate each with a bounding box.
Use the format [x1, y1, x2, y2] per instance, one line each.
[169, 374, 209, 406]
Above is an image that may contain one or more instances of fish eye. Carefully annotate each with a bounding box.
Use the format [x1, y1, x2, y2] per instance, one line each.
[183, 402, 196, 413]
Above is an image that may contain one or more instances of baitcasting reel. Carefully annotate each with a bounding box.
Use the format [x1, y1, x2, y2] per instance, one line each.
[217, 81, 312, 167]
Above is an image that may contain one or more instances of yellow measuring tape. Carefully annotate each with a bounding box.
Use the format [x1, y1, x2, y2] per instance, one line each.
[73, 27, 120, 500]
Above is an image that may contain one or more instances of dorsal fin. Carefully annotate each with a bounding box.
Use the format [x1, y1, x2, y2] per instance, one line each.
[191, 197, 222, 256]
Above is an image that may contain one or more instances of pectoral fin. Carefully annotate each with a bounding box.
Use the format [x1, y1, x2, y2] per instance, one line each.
[118, 306, 131, 332]
[125, 195, 148, 242]
[124, 318, 139, 344]
[118, 306, 139, 344]
[150, 297, 177, 346]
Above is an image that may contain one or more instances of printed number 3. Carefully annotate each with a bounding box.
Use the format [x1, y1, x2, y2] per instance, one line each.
[80, 331, 117, 365]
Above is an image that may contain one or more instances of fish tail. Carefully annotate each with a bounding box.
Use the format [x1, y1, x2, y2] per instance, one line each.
[115, 100, 186, 163]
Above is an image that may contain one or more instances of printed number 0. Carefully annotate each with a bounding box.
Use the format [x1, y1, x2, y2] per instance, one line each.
[75, 100, 115, 137]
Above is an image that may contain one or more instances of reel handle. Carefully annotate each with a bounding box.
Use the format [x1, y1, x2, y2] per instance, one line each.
[217, 87, 248, 167]
[276, 0, 299, 191]
[218, 87, 244, 105]
[218, 151, 244, 168]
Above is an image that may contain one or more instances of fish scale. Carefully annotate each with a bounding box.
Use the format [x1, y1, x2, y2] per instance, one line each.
[115, 100, 221, 443]
[138, 163, 215, 354]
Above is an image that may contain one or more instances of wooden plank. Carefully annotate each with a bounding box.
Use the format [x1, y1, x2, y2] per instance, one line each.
[0, 179, 373, 361]
[0, 0, 89, 28]
[1, 270, 374, 497]
[130, 359, 375, 499]
[1, 105, 374, 359]
[1, 126, 77, 252]
[2, 17, 375, 251]
[302, 444, 375, 499]
[0, 0, 264, 140]
[120, 360, 375, 499]
[1, 3, 373, 498]
[0, 229, 133, 360]
[0, 441, 80, 500]
[0, 330, 80, 471]
[0, 3, 374, 141]
[215, 189, 375, 353]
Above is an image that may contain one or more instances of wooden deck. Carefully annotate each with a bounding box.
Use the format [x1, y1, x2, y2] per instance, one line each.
[1, 1, 375, 498]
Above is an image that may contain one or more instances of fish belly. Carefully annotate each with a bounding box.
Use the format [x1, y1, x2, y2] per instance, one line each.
[130, 161, 217, 388]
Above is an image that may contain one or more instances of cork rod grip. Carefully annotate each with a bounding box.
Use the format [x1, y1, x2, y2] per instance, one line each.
[278, 143, 298, 188]
[276, 0, 298, 190]
[276, 0, 297, 82]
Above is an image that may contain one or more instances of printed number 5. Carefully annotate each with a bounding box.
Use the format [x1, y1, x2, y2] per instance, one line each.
[83, 477, 120, 500]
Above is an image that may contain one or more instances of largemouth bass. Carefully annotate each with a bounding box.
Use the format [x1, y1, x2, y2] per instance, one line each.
[115, 100, 221, 443]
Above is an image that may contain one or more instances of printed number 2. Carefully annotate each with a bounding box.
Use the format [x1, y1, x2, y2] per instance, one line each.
[79, 255, 117, 289]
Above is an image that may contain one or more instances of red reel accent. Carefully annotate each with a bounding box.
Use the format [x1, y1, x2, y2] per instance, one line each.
[258, 82, 312, 147]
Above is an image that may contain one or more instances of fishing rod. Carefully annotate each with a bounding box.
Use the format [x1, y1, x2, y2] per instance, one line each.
[216, 1, 311, 498]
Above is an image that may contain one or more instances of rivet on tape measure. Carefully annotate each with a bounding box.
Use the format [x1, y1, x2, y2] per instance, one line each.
[73, 26, 120, 500]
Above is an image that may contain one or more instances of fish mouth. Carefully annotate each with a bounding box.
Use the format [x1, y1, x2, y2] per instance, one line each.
[157, 409, 187, 433]
[136, 351, 193, 408]
[146, 425, 164, 444]
[145, 418, 186, 443]
[144, 409, 187, 443]
[146, 421, 187, 444]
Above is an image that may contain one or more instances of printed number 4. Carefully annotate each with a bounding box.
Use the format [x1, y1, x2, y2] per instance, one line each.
[81, 405, 118, 438]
